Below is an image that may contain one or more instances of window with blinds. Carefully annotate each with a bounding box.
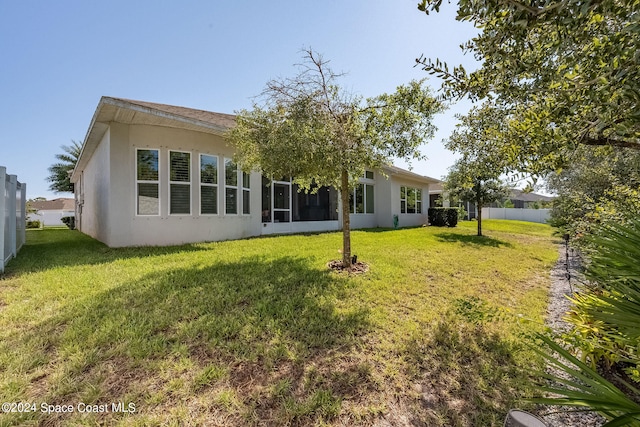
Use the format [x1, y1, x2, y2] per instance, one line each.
[169, 151, 191, 215]
[200, 154, 218, 215]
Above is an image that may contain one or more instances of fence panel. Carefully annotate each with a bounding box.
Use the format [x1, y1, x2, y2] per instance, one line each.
[482, 207, 550, 224]
[1, 166, 26, 273]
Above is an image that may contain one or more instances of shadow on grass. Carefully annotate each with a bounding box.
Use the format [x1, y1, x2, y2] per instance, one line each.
[2, 255, 371, 426]
[402, 313, 534, 426]
[358, 226, 424, 233]
[4, 229, 209, 275]
[434, 232, 514, 248]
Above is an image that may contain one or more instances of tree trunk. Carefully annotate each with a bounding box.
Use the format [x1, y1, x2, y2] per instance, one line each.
[340, 169, 352, 268]
[477, 201, 483, 237]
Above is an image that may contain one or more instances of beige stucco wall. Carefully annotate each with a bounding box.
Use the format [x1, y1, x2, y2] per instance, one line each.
[78, 122, 435, 247]
[78, 128, 111, 242]
[80, 123, 262, 247]
[389, 175, 429, 228]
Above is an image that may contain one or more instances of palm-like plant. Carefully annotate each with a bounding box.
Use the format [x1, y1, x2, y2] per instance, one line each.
[533, 219, 640, 425]
[47, 140, 82, 193]
[533, 334, 640, 426]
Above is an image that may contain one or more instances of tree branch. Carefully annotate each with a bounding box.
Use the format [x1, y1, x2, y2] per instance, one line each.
[580, 135, 640, 150]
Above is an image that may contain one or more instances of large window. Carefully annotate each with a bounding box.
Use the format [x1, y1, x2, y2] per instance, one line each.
[200, 154, 218, 215]
[169, 151, 191, 215]
[224, 158, 238, 214]
[348, 182, 374, 214]
[261, 178, 338, 223]
[292, 184, 338, 221]
[136, 149, 159, 215]
[400, 186, 423, 214]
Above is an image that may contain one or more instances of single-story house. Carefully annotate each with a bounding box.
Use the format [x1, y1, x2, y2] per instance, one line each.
[506, 189, 554, 209]
[27, 198, 75, 226]
[70, 97, 440, 247]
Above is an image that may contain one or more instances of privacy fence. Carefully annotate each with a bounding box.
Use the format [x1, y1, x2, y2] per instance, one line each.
[481, 207, 550, 224]
[1, 166, 26, 273]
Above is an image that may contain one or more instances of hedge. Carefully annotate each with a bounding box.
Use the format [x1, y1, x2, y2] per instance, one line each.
[428, 207, 458, 227]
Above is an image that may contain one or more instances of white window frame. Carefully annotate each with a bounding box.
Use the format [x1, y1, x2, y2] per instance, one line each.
[350, 173, 374, 215]
[224, 157, 238, 215]
[199, 153, 218, 216]
[400, 186, 422, 214]
[135, 148, 160, 216]
[168, 150, 192, 216]
[272, 177, 291, 222]
[242, 171, 250, 215]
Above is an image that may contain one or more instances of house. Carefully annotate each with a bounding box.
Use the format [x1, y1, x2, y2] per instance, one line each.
[28, 198, 75, 226]
[70, 97, 439, 247]
[506, 189, 554, 209]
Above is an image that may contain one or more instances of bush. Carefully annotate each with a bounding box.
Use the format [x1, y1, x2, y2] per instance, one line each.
[428, 207, 458, 227]
[61, 216, 75, 230]
[26, 220, 41, 229]
[446, 208, 458, 227]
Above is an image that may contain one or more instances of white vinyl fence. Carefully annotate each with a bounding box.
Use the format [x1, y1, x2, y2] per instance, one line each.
[1, 166, 26, 273]
[482, 207, 550, 224]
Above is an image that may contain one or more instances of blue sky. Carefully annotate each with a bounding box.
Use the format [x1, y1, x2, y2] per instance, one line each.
[0, 1, 478, 200]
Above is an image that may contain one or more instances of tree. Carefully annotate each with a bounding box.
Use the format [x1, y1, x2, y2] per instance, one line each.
[444, 158, 511, 236]
[47, 140, 82, 193]
[416, 0, 640, 175]
[546, 145, 640, 243]
[442, 103, 512, 236]
[228, 49, 444, 269]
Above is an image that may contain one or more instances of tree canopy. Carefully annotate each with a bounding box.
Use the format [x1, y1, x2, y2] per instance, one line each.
[547, 145, 640, 242]
[228, 49, 444, 268]
[417, 0, 640, 174]
[443, 103, 511, 236]
[47, 140, 81, 193]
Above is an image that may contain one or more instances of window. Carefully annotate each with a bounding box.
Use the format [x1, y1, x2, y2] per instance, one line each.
[365, 184, 374, 214]
[169, 151, 191, 215]
[224, 158, 238, 214]
[401, 186, 422, 214]
[349, 183, 374, 214]
[364, 170, 374, 180]
[200, 154, 217, 215]
[136, 149, 159, 215]
[242, 172, 250, 215]
[273, 177, 291, 222]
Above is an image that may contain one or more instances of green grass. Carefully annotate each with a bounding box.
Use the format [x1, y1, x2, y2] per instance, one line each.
[0, 220, 559, 426]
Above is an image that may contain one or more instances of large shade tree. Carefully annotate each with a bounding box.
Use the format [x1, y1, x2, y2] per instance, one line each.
[416, 0, 640, 175]
[228, 49, 444, 269]
[47, 140, 82, 193]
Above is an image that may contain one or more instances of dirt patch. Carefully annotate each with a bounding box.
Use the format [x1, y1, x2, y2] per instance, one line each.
[327, 260, 369, 274]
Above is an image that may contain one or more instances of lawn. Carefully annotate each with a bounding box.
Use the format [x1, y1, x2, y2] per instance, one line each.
[0, 220, 558, 426]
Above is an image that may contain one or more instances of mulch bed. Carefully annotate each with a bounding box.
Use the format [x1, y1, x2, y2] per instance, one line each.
[327, 260, 369, 274]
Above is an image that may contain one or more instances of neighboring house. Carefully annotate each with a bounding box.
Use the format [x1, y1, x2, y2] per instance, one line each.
[505, 189, 554, 209]
[28, 198, 75, 226]
[70, 97, 439, 247]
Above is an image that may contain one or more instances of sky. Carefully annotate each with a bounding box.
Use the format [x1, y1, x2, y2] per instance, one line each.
[0, 0, 479, 200]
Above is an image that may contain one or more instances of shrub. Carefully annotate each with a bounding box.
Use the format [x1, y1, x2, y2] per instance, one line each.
[26, 220, 41, 229]
[428, 207, 458, 227]
[61, 216, 75, 230]
[446, 209, 458, 227]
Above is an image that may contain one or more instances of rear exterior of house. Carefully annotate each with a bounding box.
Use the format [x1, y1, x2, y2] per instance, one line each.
[70, 97, 438, 247]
